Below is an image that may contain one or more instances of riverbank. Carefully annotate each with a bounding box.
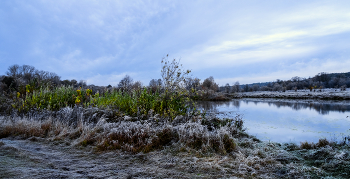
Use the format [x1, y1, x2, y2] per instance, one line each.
[231, 89, 350, 100]
[192, 88, 350, 101]
[1, 107, 349, 178]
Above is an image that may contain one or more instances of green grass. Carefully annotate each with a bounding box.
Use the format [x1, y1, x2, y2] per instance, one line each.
[12, 86, 193, 119]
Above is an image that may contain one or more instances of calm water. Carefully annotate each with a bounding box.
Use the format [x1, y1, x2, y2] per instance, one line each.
[196, 99, 350, 143]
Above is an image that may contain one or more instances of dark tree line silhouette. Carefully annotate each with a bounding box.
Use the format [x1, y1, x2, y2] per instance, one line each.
[1, 64, 349, 97]
[219, 72, 350, 93]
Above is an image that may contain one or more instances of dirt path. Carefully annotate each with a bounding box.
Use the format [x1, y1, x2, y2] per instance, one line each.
[1, 138, 217, 179]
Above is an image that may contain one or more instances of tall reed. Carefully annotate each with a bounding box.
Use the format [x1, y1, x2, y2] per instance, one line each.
[12, 86, 193, 119]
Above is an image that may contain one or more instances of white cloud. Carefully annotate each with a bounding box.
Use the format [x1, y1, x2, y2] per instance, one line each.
[49, 50, 116, 73]
[175, 1, 350, 73]
[86, 72, 138, 86]
[1, 1, 350, 85]
[216, 58, 350, 85]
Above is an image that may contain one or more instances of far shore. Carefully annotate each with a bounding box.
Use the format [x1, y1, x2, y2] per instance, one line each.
[205, 88, 350, 101]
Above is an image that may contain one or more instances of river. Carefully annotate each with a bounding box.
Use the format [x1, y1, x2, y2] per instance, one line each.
[196, 98, 350, 144]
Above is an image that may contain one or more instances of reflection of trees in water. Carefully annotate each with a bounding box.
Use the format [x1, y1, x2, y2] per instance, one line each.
[232, 100, 240, 108]
[197, 99, 350, 115]
[196, 100, 241, 114]
[196, 101, 219, 113]
[246, 100, 350, 115]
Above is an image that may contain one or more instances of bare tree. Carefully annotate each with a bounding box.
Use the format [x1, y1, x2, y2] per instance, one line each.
[20, 65, 36, 75]
[6, 64, 20, 78]
[202, 76, 218, 91]
[132, 81, 143, 90]
[20, 65, 36, 83]
[149, 79, 162, 87]
[161, 55, 191, 92]
[34, 70, 49, 81]
[6, 64, 61, 88]
[185, 77, 201, 91]
[224, 83, 230, 93]
[149, 79, 162, 92]
[118, 75, 134, 92]
[252, 84, 260, 91]
[233, 81, 240, 92]
[244, 84, 249, 92]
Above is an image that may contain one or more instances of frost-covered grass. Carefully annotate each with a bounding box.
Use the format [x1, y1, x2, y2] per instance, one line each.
[1, 106, 349, 178]
[234, 88, 350, 100]
[0, 107, 241, 154]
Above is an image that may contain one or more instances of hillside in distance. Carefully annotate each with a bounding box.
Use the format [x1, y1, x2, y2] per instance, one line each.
[231, 72, 350, 92]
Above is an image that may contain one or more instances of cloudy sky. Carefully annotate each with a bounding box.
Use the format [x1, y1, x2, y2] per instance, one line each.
[1, 0, 350, 86]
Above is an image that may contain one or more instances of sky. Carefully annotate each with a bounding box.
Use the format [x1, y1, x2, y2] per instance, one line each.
[1, 0, 350, 86]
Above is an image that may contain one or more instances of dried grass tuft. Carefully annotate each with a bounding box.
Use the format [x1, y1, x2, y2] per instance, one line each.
[300, 141, 316, 149]
[316, 138, 330, 148]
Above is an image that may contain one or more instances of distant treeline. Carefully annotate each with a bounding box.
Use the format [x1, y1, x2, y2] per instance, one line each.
[0, 64, 222, 95]
[219, 72, 350, 93]
[0, 64, 92, 94]
[1, 64, 349, 96]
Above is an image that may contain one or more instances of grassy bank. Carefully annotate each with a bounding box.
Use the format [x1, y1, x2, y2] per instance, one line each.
[1, 106, 350, 178]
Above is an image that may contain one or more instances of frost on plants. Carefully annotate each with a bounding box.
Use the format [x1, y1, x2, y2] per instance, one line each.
[1, 63, 350, 178]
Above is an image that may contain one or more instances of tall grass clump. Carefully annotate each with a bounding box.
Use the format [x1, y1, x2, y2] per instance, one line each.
[93, 88, 190, 119]
[12, 82, 193, 120]
[12, 86, 94, 112]
[8, 55, 197, 121]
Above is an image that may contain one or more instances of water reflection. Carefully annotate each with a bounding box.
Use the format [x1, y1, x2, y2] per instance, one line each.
[196, 99, 350, 115]
[196, 99, 350, 143]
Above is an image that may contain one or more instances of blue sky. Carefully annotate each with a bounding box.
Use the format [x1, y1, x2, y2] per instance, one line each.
[1, 1, 350, 86]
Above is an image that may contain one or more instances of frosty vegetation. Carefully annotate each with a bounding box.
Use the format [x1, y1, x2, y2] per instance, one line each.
[1, 57, 350, 178]
[1, 106, 350, 178]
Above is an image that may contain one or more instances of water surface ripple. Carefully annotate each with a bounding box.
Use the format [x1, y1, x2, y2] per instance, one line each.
[197, 98, 350, 143]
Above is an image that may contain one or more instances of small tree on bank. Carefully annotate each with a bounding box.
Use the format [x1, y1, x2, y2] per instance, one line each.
[202, 76, 218, 91]
[161, 55, 191, 92]
[160, 55, 193, 119]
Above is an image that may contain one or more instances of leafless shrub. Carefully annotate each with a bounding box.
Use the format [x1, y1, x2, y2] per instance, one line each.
[118, 75, 134, 92]
[316, 138, 330, 148]
[300, 141, 316, 149]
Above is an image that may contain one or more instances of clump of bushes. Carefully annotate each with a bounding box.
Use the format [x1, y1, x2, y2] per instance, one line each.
[94, 88, 191, 119]
[11, 86, 193, 120]
[4, 56, 197, 121]
[300, 138, 333, 150]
